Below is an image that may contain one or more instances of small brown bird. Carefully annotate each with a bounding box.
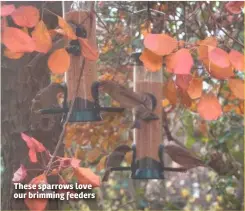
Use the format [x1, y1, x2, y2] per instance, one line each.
[30, 83, 65, 131]
[102, 145, 132, 182]
[98, 80, 159, 128]
[164, 142, 205, 170]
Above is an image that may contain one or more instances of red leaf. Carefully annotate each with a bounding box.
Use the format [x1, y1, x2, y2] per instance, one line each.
[21, 133, 46, 163]
[166, 49, 193, 74]
[2, 27, 35, 52]
[11, 6, 40, 28]
[175, 74, 192, 90]
[225, 1, 244, 14]
[208, 48, 230, 68]
[73, 167, 101, 188]
[229, 50, 244, 71]
[197, 93, 222, 121]
[228, 78, 244, 100]
[12, 164, 27, 183]
[144, 33, 177, 56]
[25, 174, 48, 211]
[1, 4, 15, 16]
[78, 38, 99, 61]
[32, 20, 52, 53]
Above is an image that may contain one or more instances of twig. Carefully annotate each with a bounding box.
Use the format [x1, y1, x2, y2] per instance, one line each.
[206, 2, 244, 48]
[44, 59, 86, 175]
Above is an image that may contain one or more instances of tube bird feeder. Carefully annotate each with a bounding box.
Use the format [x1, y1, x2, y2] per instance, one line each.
[131, 52, 164, 179]
[63, 1, 101, 122]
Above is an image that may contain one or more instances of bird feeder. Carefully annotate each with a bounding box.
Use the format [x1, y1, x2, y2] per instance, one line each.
[63, 1, 100, 122]
[128, 7, 166, 179]
[39, 2, 124, 122]
[131, 52, 164, 179]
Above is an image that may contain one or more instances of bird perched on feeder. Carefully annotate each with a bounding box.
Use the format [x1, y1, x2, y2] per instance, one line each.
[93, 80, 159, 129]
[30, 83, 66, 131]
[164, 142, 206, 170]
[102, 144, 132, 182]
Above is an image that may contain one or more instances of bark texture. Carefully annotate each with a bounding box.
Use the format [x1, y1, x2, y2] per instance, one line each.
[1, 2, 64, 210]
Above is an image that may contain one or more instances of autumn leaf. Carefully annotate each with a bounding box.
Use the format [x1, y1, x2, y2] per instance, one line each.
[1, 4, 15, 16]
[187, 77, 203, 99]
[96, 156, 107, 171]
[162, 99, 170, 108]
[2, 27, 35, 52]
[166, 49, 193, 74]
[12, 164, 27, 183]
[32, 20, 52, 53]
[163, 79, 177, 105]
[11, 6, 40, 28]
[125, 151, 133, 165]
[73, 167, 101, 188]
[228, 78, 244, 100]
[25, 174, 48, 211]
[87, 148, 101, 163]
[197, 93, 222, 121]
[57, 16, 77, 40]
[225, 1, 244, 14]
[229, 50, 244, 71]
[175, 74, 192, 90]
[208, 48, 230, 69]
[48, 48, 70, 74]
[197, 37, 217, 61]
[21, 133, 46, 163]
[4, 48, 24, 59]
[179, 89, 192, 108]
[78, 38, 99, 61]
[205, 60, 234, 80]
[139, 48, 163, 72]
[144, 33, 177, 56]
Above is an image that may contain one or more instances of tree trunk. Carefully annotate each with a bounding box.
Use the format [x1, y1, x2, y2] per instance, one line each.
[1, 2, 64, 210]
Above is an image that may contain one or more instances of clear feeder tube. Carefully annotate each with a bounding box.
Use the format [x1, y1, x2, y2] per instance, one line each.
[132, 53, 164, 179]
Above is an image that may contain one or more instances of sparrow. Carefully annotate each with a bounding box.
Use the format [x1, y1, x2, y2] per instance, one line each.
[30, 83, 66, 131]
[102, 145, 132, 182]
[96, 80, 159, 128]
[164, 142, 206, 170]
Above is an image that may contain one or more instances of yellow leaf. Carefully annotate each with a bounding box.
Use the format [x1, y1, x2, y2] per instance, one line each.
[57, 16, 77, 40]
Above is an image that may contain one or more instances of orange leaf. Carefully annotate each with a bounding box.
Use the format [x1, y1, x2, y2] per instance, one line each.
[163, 79, 177, 105]
[11, 6, 39, 28]
[96, 156, 107, 171]
[139, 48, 163, 72]
[87, 148, 101, 163]
[225, 1, 244, 14]
[57, 16, 76, 40]
[2, 27, 35, 52]
[32, 20, 52, 53]
[144, 33, 177, 56]
[208, 48, 230, 69]
[78, 38, 99, 61]
[162, 99, 170, 108]
[229, 50, 244, 71]
[73, 167, 101, 188]
[125, 151, 133, 164]
[48, 48, 70, 74]
[204, 59, 234, 79]
[179, 89, 192, 108]
[197, 37, 217, 61]
[1, 4, 15, 16]
[4, 48, 24, 59]
[197, 93, 222, 121]
[187, 77, 203, 99]
[166, 49, 193, 74]
[25, 174, 48, 211]
[228, 78, 244, 100]
[175, 74, 192, 90]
